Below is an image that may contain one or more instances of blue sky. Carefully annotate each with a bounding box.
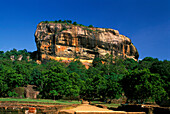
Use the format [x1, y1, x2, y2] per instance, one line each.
[0, 0, 169, 60]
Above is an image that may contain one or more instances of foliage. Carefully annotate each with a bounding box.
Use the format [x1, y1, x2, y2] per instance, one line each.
[123, 58, 138, 71]
[65, 72, 82, 99]
[138, 57, 158, 70]
[7, 91, 18, 97]
[49, 90, 58, 100]
[73, 22, 77, 25]
[121, 69, 166, 103]
[14, 87, 25, 98]
[0, 49, 169, 104]
[42, 20, 96, 28]
[63, 20, 67, 23]
[42, 61, 69, 99]
[88, 25, 94, 27]
[67, 59, 87, 79]
[82, 67, 103, 100]
[139, 57, 170, 99]
[66, 20, 72, 24]
[44, 21, 48, 23]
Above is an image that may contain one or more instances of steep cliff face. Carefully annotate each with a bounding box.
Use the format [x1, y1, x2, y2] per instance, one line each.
[35, 22, 139, 64]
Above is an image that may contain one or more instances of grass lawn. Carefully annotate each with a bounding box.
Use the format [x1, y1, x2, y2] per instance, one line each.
[0, 98, 81, 105]
[102, 104, 121, 108]
[91, 101, 121, 108]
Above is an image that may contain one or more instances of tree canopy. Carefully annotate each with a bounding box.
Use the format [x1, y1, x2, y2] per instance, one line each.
[0, 49, 169, 105]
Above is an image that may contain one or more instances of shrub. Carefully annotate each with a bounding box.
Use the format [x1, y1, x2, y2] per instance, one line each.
[67, 20, 72, 24]
[63, 20, 67, 23]
[60, 27, 67, 32]
[88, 25, 94, 27]
[14, 87, 25, 98]
[8, 91, 18, 98]
[44, 21, 48, 23]
[73, 22, 77, 25]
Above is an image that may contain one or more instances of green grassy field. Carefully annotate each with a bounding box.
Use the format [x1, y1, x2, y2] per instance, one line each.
[102, 104, 121, 108]
[0, 98, 81, 105]
[91, 101, 121, 108]
[0, 98, 121, 107]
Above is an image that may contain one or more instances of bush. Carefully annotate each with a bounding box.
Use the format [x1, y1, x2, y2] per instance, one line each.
[63, 20, 67, 23]
[73, 22, 77, 25]
[8, 91, 18, 98]
[67, 20, 72, 24]
[60, 27, 67, 32]
[37, 94, 42, 99]
[88, 25, 93, 27]
[14, 87, 25, 98]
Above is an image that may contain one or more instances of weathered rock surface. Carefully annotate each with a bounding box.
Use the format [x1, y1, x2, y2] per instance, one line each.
[35, 22, 139, 63]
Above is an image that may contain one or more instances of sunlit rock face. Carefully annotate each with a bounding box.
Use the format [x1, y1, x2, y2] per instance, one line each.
[35, 22, 139, 64]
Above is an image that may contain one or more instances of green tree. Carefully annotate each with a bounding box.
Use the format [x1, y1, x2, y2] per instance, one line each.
[150, 60, 170, 99]
[123, 58, 138, 71]
[65, 72, 82, 99]
[67, 60, 87, 80]
[49, 90, 58, 100]
[43, 61, 69, 99]
[0, 51, 4, 59]
[73, 22, 77, 25]
[91, 55, 126, 101]
[66, 20, 72, 24]
[121, 69, 166, 103]
[92, 57, 103, 67]
[0, 72, 8, 97]
[17, 49, 30, 60]
[104, 73, 122, 100]
[82, 67, 103, 100]
[7, 91, 18, 97]
[140, 57, 170, 99]
[0, 63, 24, 97]
[14, 61, 33, 85]
[139, 57, 158, 70]
[63, 20, 67, 23]
[30, 65, 45, 91]
[88, 25, 93, 27]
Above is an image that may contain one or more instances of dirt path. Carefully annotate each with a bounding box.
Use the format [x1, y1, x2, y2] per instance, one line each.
[71, 104, 114, 112]
[59, 104, 129, 114]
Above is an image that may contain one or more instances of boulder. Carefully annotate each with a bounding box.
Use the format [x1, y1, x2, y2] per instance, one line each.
[35, 22, 139, 64]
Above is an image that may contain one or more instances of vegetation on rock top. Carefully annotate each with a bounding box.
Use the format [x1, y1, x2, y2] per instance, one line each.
[42, 19, 94, 28]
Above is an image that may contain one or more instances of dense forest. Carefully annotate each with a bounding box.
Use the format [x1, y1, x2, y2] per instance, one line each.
[0, 49, 169, 105]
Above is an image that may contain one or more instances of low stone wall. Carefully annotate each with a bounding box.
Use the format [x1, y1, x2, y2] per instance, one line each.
[153, 107, 170, 114]
[1, 101, 169, 114]
[0, 101, 79, 114]
[91, 103, 170, 114]
[59, 110, 146, 114]
[114, 104, 170, 114]
[0, 106, 27, 114]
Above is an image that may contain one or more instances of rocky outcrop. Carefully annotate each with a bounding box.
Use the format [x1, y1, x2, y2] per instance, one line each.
[35, 22, 139, 63]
